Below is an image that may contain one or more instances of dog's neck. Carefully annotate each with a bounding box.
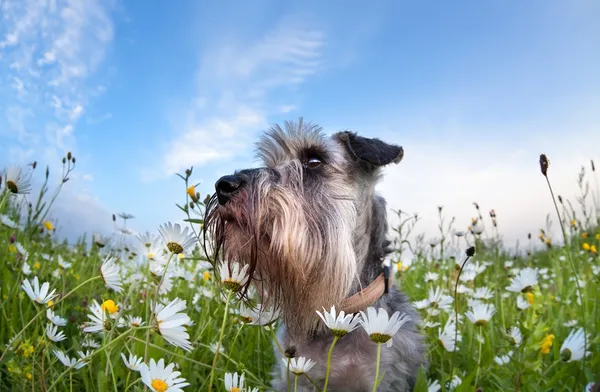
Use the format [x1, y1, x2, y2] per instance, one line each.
[339, 265, 391, 314]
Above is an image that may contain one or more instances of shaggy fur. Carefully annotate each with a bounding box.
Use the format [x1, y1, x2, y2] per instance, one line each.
[204, 118, 427, 391]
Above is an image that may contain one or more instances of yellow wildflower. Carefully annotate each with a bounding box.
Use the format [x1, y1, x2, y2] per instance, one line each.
[43, 221, 54, 231]
[583, 243, 590, 251]
[8, 244, 16, 253]
[101, 299, 119, 314]
[46, 300, 54, 308]
[33, 261, 41, 270]
[591, 245, 597, 254]
[186, 185, 195, 199]
[203, 271, 210, 281]
[581, 232, 588, 239]
[19, 343, 34, 358]
[26, 373, 32, 380]
[596, 233, 600, 240]
[545, 238, 551, 245]
[540, 334, 555, 355]
[527, 292, 534, 305]
[570, 218, 576, 227]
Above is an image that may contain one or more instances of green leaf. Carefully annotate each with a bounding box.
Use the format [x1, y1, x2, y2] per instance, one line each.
[413, 365, 429, 392]
[183, 218, 204, 224]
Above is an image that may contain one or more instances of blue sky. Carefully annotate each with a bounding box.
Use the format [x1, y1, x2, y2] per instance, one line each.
[1, 0, 600, 250]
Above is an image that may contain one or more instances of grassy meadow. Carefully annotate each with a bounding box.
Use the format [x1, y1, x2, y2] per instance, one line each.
[0, 155, 599, 392]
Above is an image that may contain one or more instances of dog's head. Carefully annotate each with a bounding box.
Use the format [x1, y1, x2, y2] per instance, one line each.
[204, 118, 403, 339]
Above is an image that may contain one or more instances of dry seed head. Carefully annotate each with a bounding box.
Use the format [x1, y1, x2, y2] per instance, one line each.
[67, 152, 72, 160]
[592, 160, 595, 172]
[539, 154, 549, 176]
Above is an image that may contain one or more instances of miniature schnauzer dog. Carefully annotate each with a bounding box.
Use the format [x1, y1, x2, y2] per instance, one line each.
[205, 119, 427, 391]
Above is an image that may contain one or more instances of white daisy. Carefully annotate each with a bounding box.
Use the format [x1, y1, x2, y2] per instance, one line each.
[3, 166, 32, 195]
[472, 287, 494, 301]
[506, 267, 538, 293]
[153, 298, 193, 352]
[508, 326, 522, 346]
[82, 300, 117, 334]
[100, 256, 123, 293]
[126, 315, 144, 327]
[563, 320, 578, 328]
[494, 351, 512, 365]
[428, 379, 441, 392]
[316, 305, 361, 337]
[81, 338, 100, 349]
[425, 272, 439, 282]
[219, 260, 250, 292]
[22, 262, 31, 275]
[438, 319, 461, 352]
[224, 372, 245, 392]
[139, 357, 190, 391]
[465, 303, 496, 327]
[426, 287, 453, 313]
[53, 349, 87, 370]
[45, 323, 66, 342]
[46, 308, 67, 326]
[157, 222, 197, 255]
[0, 214, 18, 228]
[239, 302, 278, 326]
[21, 276, 58, 304]
[121, 353, 144, 371]
[359, 307, 411, 347]
[282, 356, 316, 375]
[516, 296, 530, 310]
[560, 328, 590, 362]
[15, 243, 28, 260]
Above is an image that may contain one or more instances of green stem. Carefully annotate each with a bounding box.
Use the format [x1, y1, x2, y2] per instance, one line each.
[474, 327, 483, 386]
[543, 174, 588, 371]
[294, 374, 299, 392]
[322, 335, 339, 392]
[47, 328, 134, 392]
[145, 252, 175, 362]
[372, 343, 382, 392]
[208, 289, 233, 392]
[0, 191, 10, 213]
[0, 276, 101, 363]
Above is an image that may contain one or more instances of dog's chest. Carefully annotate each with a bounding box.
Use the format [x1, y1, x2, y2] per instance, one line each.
[289, 332, 386, 391]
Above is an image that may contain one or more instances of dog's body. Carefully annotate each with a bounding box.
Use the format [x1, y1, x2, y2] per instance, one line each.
[205, 119, 427, 391]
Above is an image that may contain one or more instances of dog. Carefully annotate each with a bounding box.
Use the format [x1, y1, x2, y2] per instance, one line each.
[204, 118, 427, 391]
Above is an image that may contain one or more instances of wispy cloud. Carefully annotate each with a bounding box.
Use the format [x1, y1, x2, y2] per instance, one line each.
[148, 16, 326, 180]
[0, 0, 115, 163]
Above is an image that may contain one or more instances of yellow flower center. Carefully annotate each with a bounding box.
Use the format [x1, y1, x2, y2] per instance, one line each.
[6, 180, 18, 193]
[231, 388, 241, 392]
[43, 221, 54, 231]
[47, 300, 54, 308]
[101, 300, 119, 314]
[151, 379, 168, 392]
[147, 253, 154, 259]
[167, 242, 184, 254]
[369, 332, 392, 344]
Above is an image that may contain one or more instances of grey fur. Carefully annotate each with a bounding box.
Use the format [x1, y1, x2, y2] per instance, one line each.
[205, 118, 427, 392]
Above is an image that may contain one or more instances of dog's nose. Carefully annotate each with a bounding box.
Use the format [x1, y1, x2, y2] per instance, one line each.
[215, 175, 242, 205]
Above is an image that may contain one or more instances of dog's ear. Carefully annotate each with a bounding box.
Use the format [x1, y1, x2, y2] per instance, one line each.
[335, 131, 404, 168]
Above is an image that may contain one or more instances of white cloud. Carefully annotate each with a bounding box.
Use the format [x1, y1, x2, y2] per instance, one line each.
[0, 0, 116, 162]
[150, 15, 327, 180]
[375, 105, 600, 258]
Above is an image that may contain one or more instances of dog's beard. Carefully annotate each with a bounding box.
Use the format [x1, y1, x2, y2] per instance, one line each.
[204, 172, 358, 341]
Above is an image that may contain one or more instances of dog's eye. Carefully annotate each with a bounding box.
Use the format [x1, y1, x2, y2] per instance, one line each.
[306, 157, 323, 169]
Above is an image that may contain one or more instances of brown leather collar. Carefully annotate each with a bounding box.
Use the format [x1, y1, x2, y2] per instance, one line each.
[339, 268, 393, 314]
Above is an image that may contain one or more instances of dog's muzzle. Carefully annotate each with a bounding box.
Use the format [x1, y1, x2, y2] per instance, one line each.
[215, 174, 242, 205]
